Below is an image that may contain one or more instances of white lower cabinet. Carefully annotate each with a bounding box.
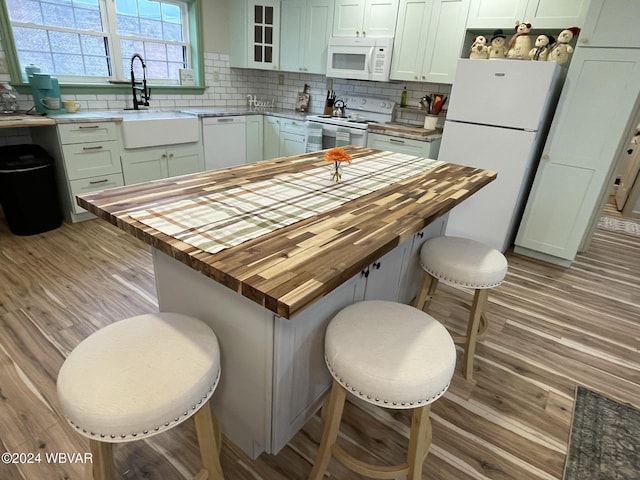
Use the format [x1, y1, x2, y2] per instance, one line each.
[279, 119, 307, 157]
[121, 143, 204, 185]
[246, 115, 264, 163]
[32, 122, 124, 222]
[263, 116, 306, 160]
[264, 116, 281, 160]
[367, 132, 441, 158]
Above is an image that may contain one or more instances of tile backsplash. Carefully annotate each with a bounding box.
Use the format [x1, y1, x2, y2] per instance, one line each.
[1, 44, 451, 145]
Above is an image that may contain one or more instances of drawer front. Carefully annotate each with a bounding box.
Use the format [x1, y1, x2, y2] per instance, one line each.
[58, 122, 117, 144]
[280, 118, 306, 135]
[69, 173, 124, 214]
[62, 140, 122, 180]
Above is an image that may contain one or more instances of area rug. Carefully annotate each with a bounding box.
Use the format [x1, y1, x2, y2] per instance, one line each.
[563, 386, 640, 479]
[597, 216, 640, 237]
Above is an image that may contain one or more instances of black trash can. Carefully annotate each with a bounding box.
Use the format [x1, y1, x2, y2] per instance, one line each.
[0, 144, 62, 235]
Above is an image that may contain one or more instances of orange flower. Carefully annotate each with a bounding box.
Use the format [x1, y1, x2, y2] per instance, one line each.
[324, 147, 352, 163]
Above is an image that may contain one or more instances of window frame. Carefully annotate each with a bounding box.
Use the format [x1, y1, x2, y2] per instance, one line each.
[0, 0, 205, 95]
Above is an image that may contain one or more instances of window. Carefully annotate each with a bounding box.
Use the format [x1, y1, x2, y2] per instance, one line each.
[4, 0, 197, 85]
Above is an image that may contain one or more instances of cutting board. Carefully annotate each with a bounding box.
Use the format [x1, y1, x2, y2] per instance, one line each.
[295, 84, 310, 112]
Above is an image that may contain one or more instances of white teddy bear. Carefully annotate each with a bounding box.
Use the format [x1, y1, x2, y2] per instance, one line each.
[469, 35, 489, 59]
[507, 20, 532, 60]
[529, 34, 554, 61]
[548, 27, 580, 65]
[488, 29, 508, 59]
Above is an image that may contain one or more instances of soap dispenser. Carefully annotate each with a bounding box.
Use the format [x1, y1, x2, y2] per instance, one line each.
[400, 86, 407, 107]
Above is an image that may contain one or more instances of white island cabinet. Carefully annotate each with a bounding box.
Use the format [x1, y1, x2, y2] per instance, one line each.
[77, 147, 495, 460]
[153, 213, 447, 456]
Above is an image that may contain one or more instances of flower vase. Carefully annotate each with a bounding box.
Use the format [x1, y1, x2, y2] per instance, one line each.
[330, 160, 343, 183]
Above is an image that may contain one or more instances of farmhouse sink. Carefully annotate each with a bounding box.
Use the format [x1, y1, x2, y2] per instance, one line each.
[119, 110, 199, 149]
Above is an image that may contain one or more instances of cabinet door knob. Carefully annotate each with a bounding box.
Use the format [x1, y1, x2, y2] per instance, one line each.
[362, 31, 366, 37]
[417, 232, 424, 238]
[542, 154, 550, 160]
[580, 38, 588, 44]
[421, 75, 426, 80]
[361, 268, 370, 278]
[372, 262, 381, 270]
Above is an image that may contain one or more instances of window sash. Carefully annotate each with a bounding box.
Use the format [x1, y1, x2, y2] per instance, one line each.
[5, 0, 191, 85]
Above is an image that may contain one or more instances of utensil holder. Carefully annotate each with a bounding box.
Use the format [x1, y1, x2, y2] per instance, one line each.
[423, 115, 438, 130]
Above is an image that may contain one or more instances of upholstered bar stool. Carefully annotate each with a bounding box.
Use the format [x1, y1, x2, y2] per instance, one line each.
[413, 236, 508, 381]
[309, 301, 456, 480]
[57, 312, 224, 480]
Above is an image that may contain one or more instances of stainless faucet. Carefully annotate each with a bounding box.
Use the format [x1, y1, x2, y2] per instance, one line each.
[130, 53, 150, 110]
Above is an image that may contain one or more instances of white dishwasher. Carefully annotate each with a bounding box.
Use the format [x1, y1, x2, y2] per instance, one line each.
[202, 116, 246, 170]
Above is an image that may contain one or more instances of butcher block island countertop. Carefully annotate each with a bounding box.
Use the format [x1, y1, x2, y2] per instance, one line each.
[78, 145, 496, 458]
[78, 146, 496, 319]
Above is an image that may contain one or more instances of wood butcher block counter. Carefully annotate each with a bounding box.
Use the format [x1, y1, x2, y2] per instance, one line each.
[78, 146, 496, 458]
[79, 146, 494, 318]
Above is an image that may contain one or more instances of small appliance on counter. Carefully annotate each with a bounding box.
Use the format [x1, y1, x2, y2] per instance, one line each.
[27, 68, 66, 115]
[0, 83, 18, 114]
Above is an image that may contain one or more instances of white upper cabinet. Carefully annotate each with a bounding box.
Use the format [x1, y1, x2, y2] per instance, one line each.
[579, 0, 640, 48]
[281, 0, 335, 74]
[466, 0, 590, 29]
[391, 0, 469, 83]
[230, 0, 281, 70]
[523, 0, 591, 29]
[333, 0, 399, 37]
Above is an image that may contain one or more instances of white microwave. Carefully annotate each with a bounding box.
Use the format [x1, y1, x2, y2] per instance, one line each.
[326, 37, 394, 81]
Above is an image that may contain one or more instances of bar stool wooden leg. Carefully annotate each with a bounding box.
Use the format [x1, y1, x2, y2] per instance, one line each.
[414, 273, 439, 312]
[462, 289, 489, 381]
[88, 440, 114, 480]
[407, 405, 432, 480]
[193, 399, 224, 480]
[309, 379, 347, 480]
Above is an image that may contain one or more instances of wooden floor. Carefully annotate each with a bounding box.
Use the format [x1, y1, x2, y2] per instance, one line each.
[1, 213, 639, 480]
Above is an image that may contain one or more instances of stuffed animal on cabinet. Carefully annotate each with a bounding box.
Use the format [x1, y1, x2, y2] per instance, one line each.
[548, 27, 580, 65]
[469, 35, 489, 59]
[488, 29, 508, 58]
[529, 34, 554, 61]
[507, 20, 532, 59]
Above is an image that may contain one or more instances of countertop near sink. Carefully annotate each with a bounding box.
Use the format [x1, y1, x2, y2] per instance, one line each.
[368, 122, 443, 141]
[0, 114, 56, 128]
[180, 107, 313, 121]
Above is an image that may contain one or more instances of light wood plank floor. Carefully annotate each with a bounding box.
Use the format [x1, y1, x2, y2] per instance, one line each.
[1, 215, 639, 479]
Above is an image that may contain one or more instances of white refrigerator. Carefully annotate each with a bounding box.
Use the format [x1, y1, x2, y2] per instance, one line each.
[440, 59, 561, 252]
